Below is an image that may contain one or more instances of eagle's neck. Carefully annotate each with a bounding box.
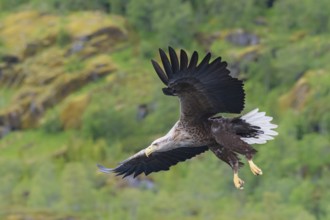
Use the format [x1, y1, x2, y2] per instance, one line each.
[159, 121, 198, 149]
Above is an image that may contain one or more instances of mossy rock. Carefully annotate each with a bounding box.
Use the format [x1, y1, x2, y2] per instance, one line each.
[224, 29, 260, 46]
[21, 111, 39, 129]
[60, 94, 90, 129]
[0, 11, 127, 58]
[289, 31, 308, 43]
[0, 105, 23, 129]
[233, 45, 261, 61]
[0, 10, 123, 134]
[279, 70, 325, 112]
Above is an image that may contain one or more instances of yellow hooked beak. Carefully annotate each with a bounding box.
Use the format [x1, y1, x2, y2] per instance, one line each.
[145, 145, 155, 157]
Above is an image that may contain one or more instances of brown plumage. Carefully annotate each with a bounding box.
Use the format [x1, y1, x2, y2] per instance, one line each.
[98, 47, 278, 189]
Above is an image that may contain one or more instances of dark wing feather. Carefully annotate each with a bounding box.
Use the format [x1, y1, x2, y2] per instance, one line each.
[159, 49, 173, 78]
[180, 49, 188, 71]
[151, 47, 245, 123]
[169, 47, 179, 72]
[151, 60, 168, 84]
[97, 146, 208, 178]
[188, 51, 198, 69]
[196, 52, 211, 71]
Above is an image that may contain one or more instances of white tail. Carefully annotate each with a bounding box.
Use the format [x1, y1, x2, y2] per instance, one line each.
[240, 108, 278, 145]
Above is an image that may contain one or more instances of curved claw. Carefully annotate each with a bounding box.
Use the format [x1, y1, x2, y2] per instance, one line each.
[233, 173, 245, 190]
[248, 160, 263, 176]
[97, 164, 114, 173]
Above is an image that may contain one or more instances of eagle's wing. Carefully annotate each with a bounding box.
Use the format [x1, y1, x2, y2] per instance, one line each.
[151, 47, 245, 122]
[98, 146, 208, 178]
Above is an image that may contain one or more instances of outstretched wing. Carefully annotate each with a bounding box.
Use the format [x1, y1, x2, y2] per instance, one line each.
[151, 47, 245, 123]
[98, 146, 208, 178]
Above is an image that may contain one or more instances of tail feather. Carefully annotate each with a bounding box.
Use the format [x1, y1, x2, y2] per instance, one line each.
[240, 108, 278, 145]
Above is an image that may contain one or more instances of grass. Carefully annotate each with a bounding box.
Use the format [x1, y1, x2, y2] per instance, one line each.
[0, 87, 15, 109]
[0, 130, 73, 161]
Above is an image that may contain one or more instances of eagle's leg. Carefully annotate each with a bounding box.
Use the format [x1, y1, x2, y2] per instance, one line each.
[233, 160, 245, 189]
[209, 145, 245, 189]
[246, 153, 263, 176]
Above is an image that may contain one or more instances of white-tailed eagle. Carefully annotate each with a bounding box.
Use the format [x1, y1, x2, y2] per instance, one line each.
[98, 47, 278, 189]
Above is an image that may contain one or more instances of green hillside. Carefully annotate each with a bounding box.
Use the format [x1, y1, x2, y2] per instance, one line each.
[0, 0, 330, 219]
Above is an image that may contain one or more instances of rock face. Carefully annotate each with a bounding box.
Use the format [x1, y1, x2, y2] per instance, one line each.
[0, 11, 129, 136]
[279, 70, 325, 112]
[228, 45, 261, 78]
[60, 94, 91, 129]
[195, 29, 261, 79]
[195, 29, 260, 51]
[279, 76, 311, 111]
[225, 29, 260, 46]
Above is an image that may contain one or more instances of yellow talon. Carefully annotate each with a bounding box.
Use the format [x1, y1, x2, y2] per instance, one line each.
[233, 173, 244, 189]
[145, 145, 155, 157]
[248, 160, 263, 175]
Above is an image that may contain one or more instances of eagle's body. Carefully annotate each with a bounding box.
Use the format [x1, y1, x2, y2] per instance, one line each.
[152, 120, 213, 150]
[98, 47, 278, 189]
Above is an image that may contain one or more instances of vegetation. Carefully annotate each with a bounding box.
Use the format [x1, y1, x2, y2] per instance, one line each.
[0, 0, 330, 219]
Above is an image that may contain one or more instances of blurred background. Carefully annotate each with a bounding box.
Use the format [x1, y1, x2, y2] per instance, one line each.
[0, 0, 330, 219]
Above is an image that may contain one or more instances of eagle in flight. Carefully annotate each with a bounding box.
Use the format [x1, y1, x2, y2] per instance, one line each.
[98, 47, 278, 189]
